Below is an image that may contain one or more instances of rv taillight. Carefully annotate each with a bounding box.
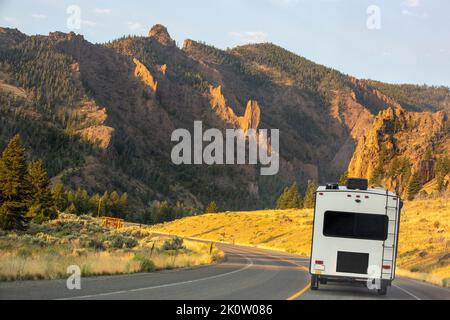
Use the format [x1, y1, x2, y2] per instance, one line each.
[383, 265, 391, 270]
[319, 193, 324, 196]
[315, 260, 324, 265]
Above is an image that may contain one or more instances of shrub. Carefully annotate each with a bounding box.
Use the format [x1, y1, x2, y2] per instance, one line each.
[443, 278, 450, 288]
[107, 234, 138, 249]
[109, 235, 125, 249]
[162, 237, 184, 251]
[123, 236, 138, 249]
[410, 267, 420, 273]
[86, 239, 105, 251]
[133, 255, 156, 273]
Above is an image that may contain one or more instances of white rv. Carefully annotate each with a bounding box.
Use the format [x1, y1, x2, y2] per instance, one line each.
[309, 178, 403, 295]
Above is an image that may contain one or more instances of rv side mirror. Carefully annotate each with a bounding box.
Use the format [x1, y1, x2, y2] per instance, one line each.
[347, 178, 368, 191]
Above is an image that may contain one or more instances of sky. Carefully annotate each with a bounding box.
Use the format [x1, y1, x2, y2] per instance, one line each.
[0, 0, 449, 87]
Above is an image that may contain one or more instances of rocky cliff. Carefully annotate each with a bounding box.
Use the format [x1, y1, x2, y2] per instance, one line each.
[348, 107, 449, 196]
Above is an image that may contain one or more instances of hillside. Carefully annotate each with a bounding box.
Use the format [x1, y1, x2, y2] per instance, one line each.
[151, 197, 450, 287]
[0, 25, 449, 215]
[0, 214, 223, 280]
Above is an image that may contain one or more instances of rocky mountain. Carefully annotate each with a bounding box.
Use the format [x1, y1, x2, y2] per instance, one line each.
[0, 25, 449, 214]
[348, 107, 450, 197]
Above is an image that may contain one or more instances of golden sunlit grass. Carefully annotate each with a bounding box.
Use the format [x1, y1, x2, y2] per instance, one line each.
[151, 209, 314, 255]
[0, 215, 223, 281]
[151, 198, 449, 287]
[396, 197, 449, 287]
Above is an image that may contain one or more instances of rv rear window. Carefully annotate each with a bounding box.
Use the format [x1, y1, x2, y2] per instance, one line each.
[323, 211, 388, 241]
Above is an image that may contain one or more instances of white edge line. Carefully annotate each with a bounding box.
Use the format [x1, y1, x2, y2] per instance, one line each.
[57, 250, 254, 300]
[393, 284, 421, 300]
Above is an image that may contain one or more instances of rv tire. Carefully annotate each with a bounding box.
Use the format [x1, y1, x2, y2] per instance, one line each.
[377, 286, 388, 296]
[311, 275, 319, 290]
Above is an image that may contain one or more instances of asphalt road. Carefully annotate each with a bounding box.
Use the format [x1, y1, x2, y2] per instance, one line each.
[0, 243, 448, 300]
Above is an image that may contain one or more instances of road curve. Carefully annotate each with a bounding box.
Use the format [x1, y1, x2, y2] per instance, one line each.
[0, 244, 448, 300]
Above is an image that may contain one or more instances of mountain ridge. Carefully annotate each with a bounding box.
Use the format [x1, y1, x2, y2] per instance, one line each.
[0, 25, 448, 215]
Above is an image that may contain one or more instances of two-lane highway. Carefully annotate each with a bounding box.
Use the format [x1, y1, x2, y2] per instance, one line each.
[0, 244, 448, 300]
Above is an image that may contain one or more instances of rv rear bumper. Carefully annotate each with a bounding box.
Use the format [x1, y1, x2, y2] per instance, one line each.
[312, 274, 392, 286]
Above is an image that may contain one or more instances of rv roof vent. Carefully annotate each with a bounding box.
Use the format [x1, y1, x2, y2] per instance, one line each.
[347, 178, 368, 191]
[326, 183, 339, 190]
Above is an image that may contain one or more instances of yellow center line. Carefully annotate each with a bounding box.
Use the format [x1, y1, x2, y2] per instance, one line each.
[152, 237, 313, 300]
[288, 283, 311, 300]
[258, 251, 311, 300]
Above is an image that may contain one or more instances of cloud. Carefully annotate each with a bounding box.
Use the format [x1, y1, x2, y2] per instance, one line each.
[403, 0, 420, 7]
[127, 21, 146, 32]
[94, 8, 112, 15]
[31, 13, 47, 19]
[229, 31, 268, 44]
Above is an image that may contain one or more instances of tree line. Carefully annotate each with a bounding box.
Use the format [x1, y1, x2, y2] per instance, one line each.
[52, 185, 129, 219]
[276, 180, 318, 210]
[0, 135, 129, 230]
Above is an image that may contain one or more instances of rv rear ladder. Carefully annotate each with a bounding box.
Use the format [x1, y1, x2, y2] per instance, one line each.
[381, 192, 399, 278]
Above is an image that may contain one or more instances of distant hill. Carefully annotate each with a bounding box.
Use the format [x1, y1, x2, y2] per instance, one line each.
[0, 25, 448, 214]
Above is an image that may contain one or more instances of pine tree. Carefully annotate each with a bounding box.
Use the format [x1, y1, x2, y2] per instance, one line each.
[52, 183, 67, 212]
[407, 171, 423, 201]
[25, 160, 57, 223]
[435, 157, 450, 192]
[276, 183, 302, 209]
[75, 187, 90, 215]
[286, 183, 303, 209]
[99, 191, 109, 216]
[303, 180, 318, 209]
[370, 165, 384, 186]
[109, 191, 122, 217]
[0, 135, 29, 230]
[276, 187, 290, 209]
[206, 201, 218, 213]
[119, 193, 129, 217]
[339, 171, 348, 186]
[66, 203, 77, 215]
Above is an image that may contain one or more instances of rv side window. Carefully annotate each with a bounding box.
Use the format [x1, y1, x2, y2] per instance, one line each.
[323, 211, 388, 241]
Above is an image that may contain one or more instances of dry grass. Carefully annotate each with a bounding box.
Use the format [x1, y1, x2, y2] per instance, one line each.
[151, 198, 449, 287]
[151, 209, 314, 255]
[396, 198, 449, 287]
[0, 215, 223, 281]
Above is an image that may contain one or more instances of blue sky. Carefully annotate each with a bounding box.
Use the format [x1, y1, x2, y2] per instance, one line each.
[0, 0, 449, 87]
